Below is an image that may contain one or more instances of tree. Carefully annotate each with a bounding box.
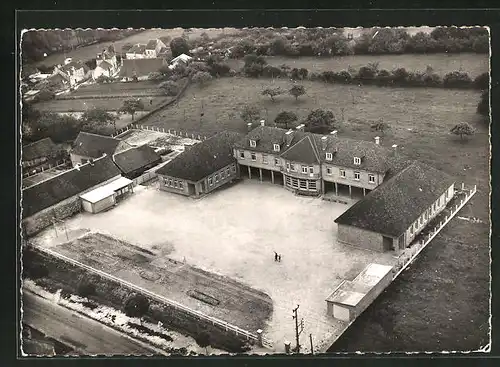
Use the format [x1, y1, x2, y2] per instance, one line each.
[123, 293, 150, 318]
[148, 72, 165, 81]
[261, 87, 283, 102]
[371, 120, 390, 135]
[170, 37, 190, 58]
[195, 331, 211, 355]
[119, 99, 145, 121]
[240, 105, 260, 125]
[192, 71, 213, 87]
[96, 75, 113, 84]
[289, 85, 306, 101]
[304, 109, 336, 134]
[274, 111, 298, 129]
[81, 107, 116, 130]
[477, 90, 489, 117]
[159, 80, 180, 96]
[450, 122, 475, 140]
[474, 72, 489, 90]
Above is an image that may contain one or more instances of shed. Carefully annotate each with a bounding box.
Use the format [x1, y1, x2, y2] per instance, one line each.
[79, 176, 133, 214]
[325, 263, 393, 322]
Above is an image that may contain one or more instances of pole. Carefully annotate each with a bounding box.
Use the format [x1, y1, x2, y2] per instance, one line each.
[292, 305, 300, 353]
[309, 334, 313, 355]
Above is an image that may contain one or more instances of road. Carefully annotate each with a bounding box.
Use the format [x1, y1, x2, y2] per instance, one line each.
[22, 290, 165, 356]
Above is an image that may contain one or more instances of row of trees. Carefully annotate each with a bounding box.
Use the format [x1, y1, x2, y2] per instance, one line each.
[22, 99, 145, 144]
[225, 27, 489, 58]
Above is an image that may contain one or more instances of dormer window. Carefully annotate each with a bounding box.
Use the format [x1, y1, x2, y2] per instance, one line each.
[250, 139, 257, 148]
[273, 144, 280, 152]
[326, 152, 333, 161]
[354, 157, 361, 165]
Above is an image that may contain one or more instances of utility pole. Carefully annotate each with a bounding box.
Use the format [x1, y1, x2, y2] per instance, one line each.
[292, 305, 304, 353]
[309, 333, 314, 355]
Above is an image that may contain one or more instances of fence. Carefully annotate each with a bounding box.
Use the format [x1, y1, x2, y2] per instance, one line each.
[22, 159, 71, 178]
[33, 245, 273, 349]
[392, 184, 477, 280]
[112, 123, 209, 141]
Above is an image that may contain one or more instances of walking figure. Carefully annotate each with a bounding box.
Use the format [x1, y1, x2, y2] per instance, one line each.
[274, 251, 278, 262]
[150, 98, 153, 105]
[278, 254, 281, 262]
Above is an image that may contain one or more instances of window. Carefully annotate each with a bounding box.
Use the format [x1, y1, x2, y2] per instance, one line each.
[220, 171, 225, 179]
[354, 157, 361, 165]
[208, 177, 213, 186]
[326, 167, 332, 175]
[309, 166, 314, 174]
[300, 179, 307, 189]
[215, 174, 219, 182]
[340, 169, 346, 178]
[164, 178, 168, 186]
[292, 178, 299, 188]
[274, 157, 280, 165]
[251, 153, 256, 161]
[174, 180, 178, 188]
[368, 174, 375, 183]
[262, 155, 268, 164]
[302, 166, 308, 173]
[231, 165, 236, 173]
[239, 151, 245, 159]
[179, 181, 184, 189]
[309, 181, 317, 190]
[286, 162, 291, 170]
[326, 152, 333, 161]
[226, 167, 230, 175]
[273, 144, 280, 152]
[354, 171, 360, 181]
[168, 179, 173, 186]
[250, 139, 257, 148]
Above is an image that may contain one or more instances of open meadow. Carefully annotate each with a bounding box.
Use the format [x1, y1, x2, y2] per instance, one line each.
[140, 75, 490, 351]
[34, 96, 167, 112]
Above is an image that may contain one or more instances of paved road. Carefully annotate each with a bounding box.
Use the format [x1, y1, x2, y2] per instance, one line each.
[22, 290, 165, 356]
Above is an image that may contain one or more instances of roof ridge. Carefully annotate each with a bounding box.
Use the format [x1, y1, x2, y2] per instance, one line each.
[78, 131, 120, 141]
[23, 137, 53, 148]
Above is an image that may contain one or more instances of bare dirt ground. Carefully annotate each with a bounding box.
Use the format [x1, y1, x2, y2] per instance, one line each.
[116, 129, 200, 151]
[22, 165, 69, 188]
[33, 181, 397, 353]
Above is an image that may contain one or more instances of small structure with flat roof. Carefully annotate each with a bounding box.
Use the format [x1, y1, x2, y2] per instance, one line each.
[79, 176, 134, 214]
[326, 263, 393, 322]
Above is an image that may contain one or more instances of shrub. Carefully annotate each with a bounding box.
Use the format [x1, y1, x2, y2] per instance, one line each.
[170, 37, 190, 58]
[123, 293, 150, 318]
[262, 65, 283, 78]
[96, 75, 113, 84]
[443, 71, 473, 88]
[375, 69, 393, 85]
[423, 72, 443, 87]
[240, 104, 260, 125]
[261, 87, 283, 102]
[391, 67, 409, 85]
[192, 71, 213, 87]
[450, 122, 475, 140]
[159, 80, 180, 96]
[209, 62, 231, 77]
[77, 276, 97, 297]
[304, 109, 336, 134]
[357, 65, 377, 81]
[148, 72, 165, 81]
[289, 85, 306, 101]
[477, 90, 489, 117]
[274, 111, 298, 129]
[474, 72, 489, 90]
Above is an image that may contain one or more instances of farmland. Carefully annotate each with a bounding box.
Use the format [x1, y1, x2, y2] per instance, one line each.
[66, 81, 164, 98]
[34, 96, 167, 112]
[140, 75, 490, 351]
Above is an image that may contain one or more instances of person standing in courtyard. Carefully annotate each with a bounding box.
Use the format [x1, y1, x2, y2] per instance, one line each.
[274, 251, 278, 262]
[278, 254, 281, 262]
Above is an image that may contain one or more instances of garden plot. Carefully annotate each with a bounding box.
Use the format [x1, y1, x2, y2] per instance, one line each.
[117, 129, 200, 152]
[34, 180, 397, 353]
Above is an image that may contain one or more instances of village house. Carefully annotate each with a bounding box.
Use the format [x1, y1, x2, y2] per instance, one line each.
[93, 48, 120, 80]
[112, 144, 162, 179]
[125, 44, 147, 59]
[52, 58, 90, 87]
[70, 132, 131, 167]
[22, 137, 62, 170]
[168, 53, 193, 70]
[156, 131, 243, 197]
[144, 39, 167, 58]
[22, 155, 122, 235]
[334, 161, 455, 253]
[119, 58, 166, 81]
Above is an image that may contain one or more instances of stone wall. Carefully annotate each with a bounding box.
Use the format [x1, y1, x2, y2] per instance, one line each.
[27, 248, 252, 353]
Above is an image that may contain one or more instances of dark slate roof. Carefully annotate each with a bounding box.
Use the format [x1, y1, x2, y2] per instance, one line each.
[23, 137, 57, 162]
[113, 145, 161, 175]
[119, 58, 165, 78]
[59, 61, 89, 73]
[128, 44, 147, 54]
[233, 126, 290, 154]
[145, 39, 158, 50]
[22, 155, 121, 218]
[72, 132, 121, 158]
[280, 135, 321, 164]
[156, 131, 244, 182]
[334, 161, 456, 237]
[97, 60, 113, 70]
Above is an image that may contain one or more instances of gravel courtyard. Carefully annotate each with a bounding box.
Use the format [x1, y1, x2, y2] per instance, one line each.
[35, 180, 396, 353]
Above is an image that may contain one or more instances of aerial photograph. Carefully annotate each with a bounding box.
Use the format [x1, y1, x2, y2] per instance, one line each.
[19, 26, 490, 356]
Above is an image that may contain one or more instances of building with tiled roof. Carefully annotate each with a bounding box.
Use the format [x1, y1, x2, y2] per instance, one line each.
[112, 144, 162, 179]
[54, 59, 90, 87]
[334, 161, 455, 252]
[22, 137, 58, 164]
[119, 58, 166, 81]
[70, 132, 131, 167]
[156, 131, 244, 197]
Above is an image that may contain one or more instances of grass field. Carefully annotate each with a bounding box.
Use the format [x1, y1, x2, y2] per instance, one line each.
[141, 76, 490, 351]
[34, 96, 167, 112]
[67, 81, 163, 98]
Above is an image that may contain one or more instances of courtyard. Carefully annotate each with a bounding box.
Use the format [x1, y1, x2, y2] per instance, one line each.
[34, 179, 398, 352]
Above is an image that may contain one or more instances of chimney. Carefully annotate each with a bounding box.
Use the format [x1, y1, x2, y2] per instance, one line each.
[321, 136, 328, 151]
[285, 130, 294, 147]
[247, 123, 253, 131]
[260, 119, 265, 126]
[375, 136, 380, 145]
[296, 124, 305, 132]
[392, 144, 398, 156]
[330, 130, 338, 137]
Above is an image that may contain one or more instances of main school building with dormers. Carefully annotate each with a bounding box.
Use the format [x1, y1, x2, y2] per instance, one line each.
[157, 123, 456, 254]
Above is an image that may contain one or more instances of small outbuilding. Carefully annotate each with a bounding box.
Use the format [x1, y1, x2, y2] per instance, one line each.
[79, 176, 134, 214]
[326, 263, 393, 322]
